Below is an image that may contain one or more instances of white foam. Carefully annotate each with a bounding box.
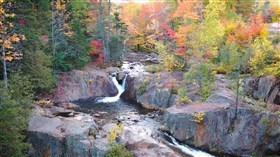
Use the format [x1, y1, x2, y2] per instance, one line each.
[165, 133, 215, 157]
[97, 74, 127, 103]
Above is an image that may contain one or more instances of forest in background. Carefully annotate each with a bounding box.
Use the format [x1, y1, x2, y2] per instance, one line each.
[0, 0, 279, 156]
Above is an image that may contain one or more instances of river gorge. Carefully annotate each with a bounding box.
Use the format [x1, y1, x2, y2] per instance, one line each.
[27, 53, 280, 157]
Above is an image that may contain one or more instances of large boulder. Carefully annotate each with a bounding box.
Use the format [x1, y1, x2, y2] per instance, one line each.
[253, 75, 277, 100]
[136, 87, 175, 110]
[122, 72, 183, 110]
[162, 104, 280, 156]
[27, 105, 108, 157]
[54, 70, 118, 103]
[90, 139, 110, 157]
[121, 75, 138, 101]
[121, 122, 182, 157]
[244, 75, 280, 111]
[244, 75, 278, 101]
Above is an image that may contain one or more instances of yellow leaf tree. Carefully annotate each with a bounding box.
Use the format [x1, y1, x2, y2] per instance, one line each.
[0, 0, 25, 88]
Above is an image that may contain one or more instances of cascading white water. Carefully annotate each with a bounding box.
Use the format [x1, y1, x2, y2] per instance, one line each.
[164, 133, 215, 157]
[121, 73, 127, 89]
[97, 73, 127, 103]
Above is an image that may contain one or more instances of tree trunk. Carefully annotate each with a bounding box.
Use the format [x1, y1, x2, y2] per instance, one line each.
[51, 2, 57, 73]
[234, 75, 240, 120]
[99, 0, 108, 64]
[106, 0, 111, 63]
[2, 36, 8, 88]
[51, 2, 56, 57]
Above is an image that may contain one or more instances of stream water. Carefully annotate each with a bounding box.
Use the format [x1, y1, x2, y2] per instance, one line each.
[75, 74, 215, 157]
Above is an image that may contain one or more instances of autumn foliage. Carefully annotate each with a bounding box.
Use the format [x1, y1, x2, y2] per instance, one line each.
[90, 40, 103, 64]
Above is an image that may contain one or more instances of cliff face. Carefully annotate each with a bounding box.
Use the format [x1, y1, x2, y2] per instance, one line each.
[162, 105, 280, 156]
[160, 75, 280, 156]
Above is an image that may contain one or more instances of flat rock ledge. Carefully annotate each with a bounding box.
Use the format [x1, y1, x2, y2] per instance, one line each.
[27, 105, 109, 157]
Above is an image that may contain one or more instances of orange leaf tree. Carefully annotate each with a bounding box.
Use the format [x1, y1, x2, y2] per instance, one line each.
[122, 1, 168, 52]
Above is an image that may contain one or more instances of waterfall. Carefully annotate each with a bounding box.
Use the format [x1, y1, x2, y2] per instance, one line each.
[122, 74, 127, 89]
[97, 73, 127, 103]
[164, 133, 215, 157]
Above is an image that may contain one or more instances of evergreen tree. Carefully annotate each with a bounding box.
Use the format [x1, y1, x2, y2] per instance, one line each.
[52, 0, 90, 71]
[0, 73, 33, 157]
[68, 0, 90, 68]
[14, 0, 55, 93]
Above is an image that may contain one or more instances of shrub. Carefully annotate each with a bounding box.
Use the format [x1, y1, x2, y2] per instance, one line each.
[184, 63, 215, 101]
[217, 41, 239, 73]
[105, 143, 133, 157]
[262, 117, 270, 125]
[147, 65, 163, 73]
[105, 123, 132, 157]
[155, 41, 186, 71]
[191, 112, 205, 124]
[138, 79, 149, 95]
[107, 123, 123, 143]
[249, 37, 280, 77]
[177, 87, 190, 104]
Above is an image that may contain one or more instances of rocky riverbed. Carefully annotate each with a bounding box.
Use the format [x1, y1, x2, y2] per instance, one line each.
[28, 53, 280, 157]
[28, 99, 217, 157]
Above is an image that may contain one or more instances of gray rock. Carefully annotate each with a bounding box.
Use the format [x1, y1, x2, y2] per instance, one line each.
[90, 139, 110, 157]
[65, 135, 92, 157]
[121, 75, 138, 101]
[121, 125, 181, 157]
[243, 75, 280, 109]
[54, 70, 118, 103]
[50, 106, 74, 117]
[162, 104, 280, 156]
[117, 72, 125, 81]
[102, 123, 118, 134]
[27, 105, 105, 157]
[268, 87, 279, 104]
[105, 67, 120, 74]
[57, 102, 79, 109]
[122, 72, 182, 110]
[137, 87, 175, 110]
[253, 75, 277, 100]
[243, 77, 257, 95]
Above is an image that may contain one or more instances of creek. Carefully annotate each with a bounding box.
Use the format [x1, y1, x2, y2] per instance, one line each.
[74, 73, 215, 157]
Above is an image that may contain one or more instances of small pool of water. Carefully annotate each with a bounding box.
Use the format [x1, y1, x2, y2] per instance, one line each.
[74, 98, 155, 119]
